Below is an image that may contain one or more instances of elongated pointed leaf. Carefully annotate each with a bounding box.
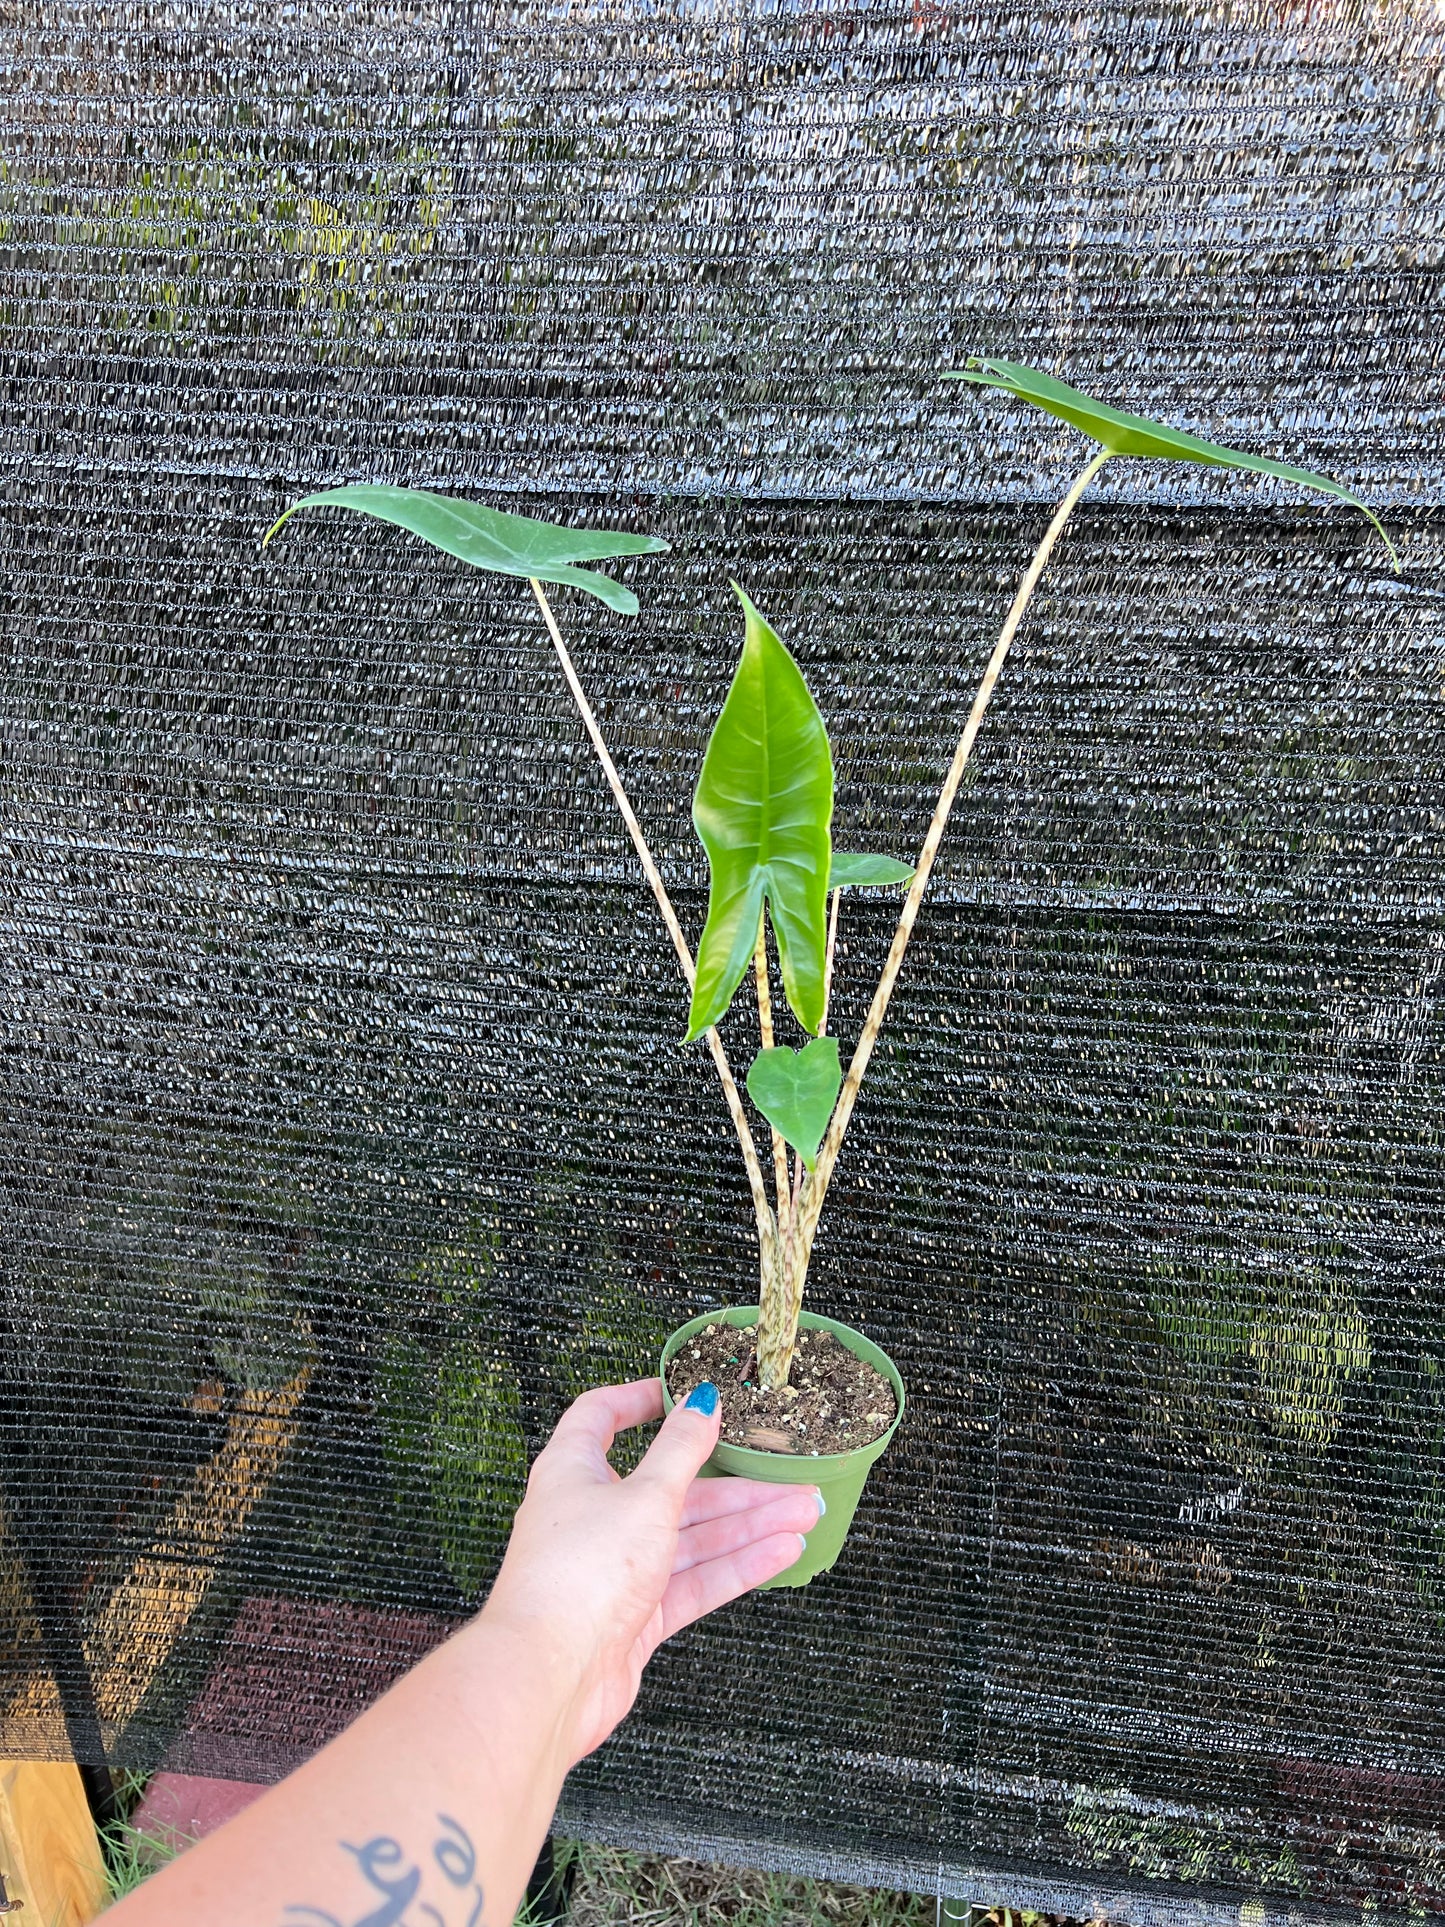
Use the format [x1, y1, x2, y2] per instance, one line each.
[263, 485, 669, 613]
[746, 1038, 842, 1173]
[829, 851, 915, 890]
[686, 587, 834, 1041]
[945, 358, 1397, 567]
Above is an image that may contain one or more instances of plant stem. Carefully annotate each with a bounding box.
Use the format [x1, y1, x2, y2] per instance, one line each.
[763, 888, 841, 1388]
[789, 1128, 806, 1232]
[753, 913, 791, 1234]
[806, 446, 1113, 1221]
[531, 579, 696, 990]
[753, 911, 793, 1384]
[786, 885, 839, 1239]
[819, 885, 841, 1040]
[528, 578, 775, 1253]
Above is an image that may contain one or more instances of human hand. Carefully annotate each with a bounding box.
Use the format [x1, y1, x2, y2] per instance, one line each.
[479, 1378, 822, 1765]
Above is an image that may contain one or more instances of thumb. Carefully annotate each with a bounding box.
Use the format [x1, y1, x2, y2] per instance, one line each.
[633, 1380, 722, 1504]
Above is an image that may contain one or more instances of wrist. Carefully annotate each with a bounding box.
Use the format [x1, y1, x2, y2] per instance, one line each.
[460, 1606, 591, 1774]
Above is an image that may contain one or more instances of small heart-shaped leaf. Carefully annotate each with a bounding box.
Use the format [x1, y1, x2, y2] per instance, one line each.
[263, 485, 669, 613]
[746, 1037, 843, 1173]
[945, 358, 1397, 568]
[828, 851, 915, 890]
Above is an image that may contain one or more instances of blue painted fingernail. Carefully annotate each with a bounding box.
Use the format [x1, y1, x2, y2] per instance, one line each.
[685, 1381, 719, 1415]
[814, 1490, 827, 1518]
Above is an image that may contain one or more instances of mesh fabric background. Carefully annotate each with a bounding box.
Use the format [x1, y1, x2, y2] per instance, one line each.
[2, 2, 1444, 1921]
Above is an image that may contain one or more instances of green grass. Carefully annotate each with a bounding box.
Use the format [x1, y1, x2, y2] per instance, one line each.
[97, 1822, 929, 1924]
[565, 1842, 930, 1927]
[98, 1818, 190, 1908]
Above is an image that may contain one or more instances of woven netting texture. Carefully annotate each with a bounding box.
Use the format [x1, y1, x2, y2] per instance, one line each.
[3, 2, 1444, 1921]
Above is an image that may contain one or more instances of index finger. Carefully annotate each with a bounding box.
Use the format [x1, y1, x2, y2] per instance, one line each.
[546, 1378, 664, 1464]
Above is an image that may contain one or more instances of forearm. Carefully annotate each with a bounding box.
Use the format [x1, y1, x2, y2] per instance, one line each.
[106, 1614, 576, 1927]
[102, 1379, 809, 1925]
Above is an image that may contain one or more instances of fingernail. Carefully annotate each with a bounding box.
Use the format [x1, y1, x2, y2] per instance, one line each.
[796, 1534, 809, 1554]
[813, 1489, 827, 1518]
[685, 1381, 719, 1416]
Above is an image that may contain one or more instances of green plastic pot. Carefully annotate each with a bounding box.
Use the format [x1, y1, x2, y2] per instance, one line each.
[659, 1305, 905, 1588]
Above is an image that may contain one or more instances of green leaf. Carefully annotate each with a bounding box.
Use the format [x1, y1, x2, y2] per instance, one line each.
[746, 1037, 843, 1173]
[262, 485, 669, 613]
[944, 358, 1398, 568]
[829, 851, 915, 890]
[686, 586, 834, 1042]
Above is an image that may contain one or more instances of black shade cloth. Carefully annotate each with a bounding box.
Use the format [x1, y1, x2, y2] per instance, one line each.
[2, 4, 1444, 1922]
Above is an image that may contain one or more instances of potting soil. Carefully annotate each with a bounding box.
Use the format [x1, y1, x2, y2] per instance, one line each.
[666, 1323, 898, 1455]
[2, 5, 1444, 1924]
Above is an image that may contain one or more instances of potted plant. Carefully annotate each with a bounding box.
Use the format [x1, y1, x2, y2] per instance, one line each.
[265, 357, 1394, 1586]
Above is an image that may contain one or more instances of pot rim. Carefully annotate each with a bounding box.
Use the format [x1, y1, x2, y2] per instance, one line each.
[659, 1303, 906, 1469]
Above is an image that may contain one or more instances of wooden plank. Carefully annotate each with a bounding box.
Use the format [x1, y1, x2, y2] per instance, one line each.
[0, 1759, 107, 1926]
[87, 1365, 312, 1730]
[1, 1366, 311, 1761]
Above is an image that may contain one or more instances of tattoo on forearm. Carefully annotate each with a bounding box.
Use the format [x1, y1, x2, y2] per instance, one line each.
[282, 1812, 485, 1927]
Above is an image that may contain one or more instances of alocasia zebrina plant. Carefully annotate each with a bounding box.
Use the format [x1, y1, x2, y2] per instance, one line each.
[267, 360, 1395, 1397]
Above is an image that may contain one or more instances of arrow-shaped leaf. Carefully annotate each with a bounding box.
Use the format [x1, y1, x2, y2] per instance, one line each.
[686, 586, 834, 1042]
[945, 358, 1398, 568]
[746, 1037, 842, 1173]
[829, 851, 915, 890]
[263, 485, 669, 614]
